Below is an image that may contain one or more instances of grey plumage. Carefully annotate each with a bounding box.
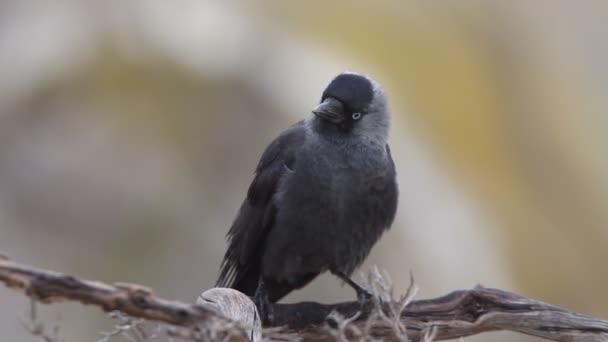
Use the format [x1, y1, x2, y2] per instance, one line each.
[217, 72, 398, 304]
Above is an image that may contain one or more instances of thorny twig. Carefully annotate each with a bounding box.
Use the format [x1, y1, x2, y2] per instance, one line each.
[320, 266, 420, 342]
[359, 266, 419, 341]
[99, 312, 203, 342]
[19, 298, 59, 342]
[326, 311, 363, 341]
[98, 311, 147, 342]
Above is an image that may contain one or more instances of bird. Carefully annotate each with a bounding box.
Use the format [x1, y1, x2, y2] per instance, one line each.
[216, 71, 398, 320]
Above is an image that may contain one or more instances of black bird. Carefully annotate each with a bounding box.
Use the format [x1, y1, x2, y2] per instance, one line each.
[216, 72, 398, 318]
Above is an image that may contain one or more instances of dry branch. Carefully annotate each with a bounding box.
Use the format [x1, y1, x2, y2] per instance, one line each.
[267, 287, 608, 341]
[2, 255, 608, 341]
[0, 255, 248, 341]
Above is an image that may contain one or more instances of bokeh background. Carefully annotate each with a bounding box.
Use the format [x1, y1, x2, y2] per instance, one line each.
[1, 1, 607, 341]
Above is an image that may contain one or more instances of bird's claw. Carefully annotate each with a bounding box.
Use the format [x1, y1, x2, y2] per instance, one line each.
[254, 280, 274, 325]
[356, 287, 373, 304]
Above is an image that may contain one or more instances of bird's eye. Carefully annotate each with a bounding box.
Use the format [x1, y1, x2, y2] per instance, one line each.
[352, 112, 362, 120]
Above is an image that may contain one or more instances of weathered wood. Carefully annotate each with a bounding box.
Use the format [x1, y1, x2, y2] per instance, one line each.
[266, 286, 608, 341]
[0, 256, 248, 341]
[198, 288, 261, 342]
[2, 255, 608, 341]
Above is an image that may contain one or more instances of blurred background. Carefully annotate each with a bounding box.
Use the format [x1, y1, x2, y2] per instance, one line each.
[1, 1, 607, 341]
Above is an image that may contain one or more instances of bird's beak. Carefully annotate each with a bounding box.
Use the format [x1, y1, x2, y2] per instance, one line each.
[312, 97, 345, 123]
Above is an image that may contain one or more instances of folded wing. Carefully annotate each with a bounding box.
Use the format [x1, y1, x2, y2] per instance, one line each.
[216, 122, 305, 296]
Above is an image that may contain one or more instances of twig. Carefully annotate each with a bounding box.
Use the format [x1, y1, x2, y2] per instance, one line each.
[19, 298, 59, 342]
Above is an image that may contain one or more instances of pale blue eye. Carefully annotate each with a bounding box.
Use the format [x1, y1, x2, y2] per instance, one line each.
[352, 112, 362, 120]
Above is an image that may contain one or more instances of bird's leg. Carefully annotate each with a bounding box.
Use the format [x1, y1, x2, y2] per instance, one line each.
[254, 278, 274, 325]
[333, 271, 372, 303]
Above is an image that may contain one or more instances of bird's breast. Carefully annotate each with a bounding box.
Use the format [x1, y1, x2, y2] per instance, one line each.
[267, 141, 394, 277]
[286, 142, 389, 219]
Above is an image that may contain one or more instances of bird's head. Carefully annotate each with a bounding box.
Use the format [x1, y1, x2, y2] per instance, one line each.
[310, 72, 390, 143]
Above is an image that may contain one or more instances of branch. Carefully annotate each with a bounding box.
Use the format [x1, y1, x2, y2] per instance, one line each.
[0, 255, 249, 341]
[266, 287, 608, 341]
[2, 255, 608, 341]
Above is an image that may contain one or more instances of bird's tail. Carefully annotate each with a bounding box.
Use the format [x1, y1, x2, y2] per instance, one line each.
[216, 261, 260, 297]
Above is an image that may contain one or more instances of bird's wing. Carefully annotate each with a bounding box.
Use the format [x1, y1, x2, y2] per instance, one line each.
[216, 121, 306, 293]
[382, 144, 399, 229]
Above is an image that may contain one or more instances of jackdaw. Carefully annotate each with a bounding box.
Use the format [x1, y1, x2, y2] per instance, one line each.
[216, 71, 398, 318]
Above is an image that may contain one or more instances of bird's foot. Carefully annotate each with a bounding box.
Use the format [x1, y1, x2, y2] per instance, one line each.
[356, 286, 373, 304]
[254, 296, 274, 325]
[333, 270, 374, 306]
[254, 279, 274, 325]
